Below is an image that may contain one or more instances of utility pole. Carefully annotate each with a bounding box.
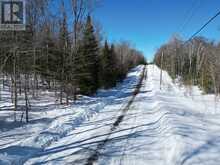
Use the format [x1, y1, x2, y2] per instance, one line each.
[160, 51, 164, 90]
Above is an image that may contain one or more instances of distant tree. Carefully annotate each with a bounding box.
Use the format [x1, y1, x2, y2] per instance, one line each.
[99, 41, 116, 88]
[154, 35, 220, 96]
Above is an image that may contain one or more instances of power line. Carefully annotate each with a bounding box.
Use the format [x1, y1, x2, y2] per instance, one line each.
[179, 0, 201, 35]
[186, 9, 220, 43]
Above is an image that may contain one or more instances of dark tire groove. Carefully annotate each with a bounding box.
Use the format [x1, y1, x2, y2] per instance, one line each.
[85, 65, 147, 165]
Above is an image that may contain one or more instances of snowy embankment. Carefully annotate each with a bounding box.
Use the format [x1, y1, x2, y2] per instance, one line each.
[0, 66, 144, 165]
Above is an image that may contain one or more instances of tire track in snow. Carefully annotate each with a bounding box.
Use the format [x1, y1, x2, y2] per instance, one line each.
[118, 68, 149, 164]
[118, 101, 139, 165]
[86, 65, 220, 164]
[85, 65, 146, 165]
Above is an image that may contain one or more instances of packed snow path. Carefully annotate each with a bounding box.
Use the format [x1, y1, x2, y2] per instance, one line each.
[24, 65, 220, 165]
[1, 65, 220, 165]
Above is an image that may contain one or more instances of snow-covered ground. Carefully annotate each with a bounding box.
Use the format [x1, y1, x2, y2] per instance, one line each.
[1, 65, 220, 165]
[0, 66, 144, 165]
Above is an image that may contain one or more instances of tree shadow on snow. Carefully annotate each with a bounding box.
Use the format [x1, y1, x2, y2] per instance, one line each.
[0, 145, 41, 164]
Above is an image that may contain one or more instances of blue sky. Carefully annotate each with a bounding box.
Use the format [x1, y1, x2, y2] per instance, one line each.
[93, 0, 220, 60]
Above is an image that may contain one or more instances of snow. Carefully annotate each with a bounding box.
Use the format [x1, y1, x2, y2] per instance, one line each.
[1, 65, 220, 165]
[0, 66, 143, 165]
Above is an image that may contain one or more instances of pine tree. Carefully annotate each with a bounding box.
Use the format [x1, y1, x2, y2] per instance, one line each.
[100, 41, 117, 89]
[109, 44, 118, 86]
[76, 15, 100, 95]
[100, 40, 110, 88]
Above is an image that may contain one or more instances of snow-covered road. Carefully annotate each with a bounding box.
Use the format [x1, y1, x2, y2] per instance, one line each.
[1, 65, 220, 165]
[25, 65, 220, 165]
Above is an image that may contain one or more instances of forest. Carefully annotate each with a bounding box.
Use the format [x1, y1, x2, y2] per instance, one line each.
[0, 0, 146, 122]
[154, 35, 220, 96]
[1, 1, 220, 164]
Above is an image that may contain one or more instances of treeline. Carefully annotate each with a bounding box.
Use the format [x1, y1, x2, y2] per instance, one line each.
[154, 36, 220, 95]
[0, 0, 145, 121]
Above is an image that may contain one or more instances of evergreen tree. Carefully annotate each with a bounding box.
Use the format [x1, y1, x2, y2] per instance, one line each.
[76, 15, 100, 95]
[109, 44, 118, 85]
[100, 40, 110, 88]
[100, 41, 117, 88]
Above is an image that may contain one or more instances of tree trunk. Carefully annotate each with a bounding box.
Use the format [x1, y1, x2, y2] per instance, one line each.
[13, 49, 18, 122]
[25, 74, 29, 123]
